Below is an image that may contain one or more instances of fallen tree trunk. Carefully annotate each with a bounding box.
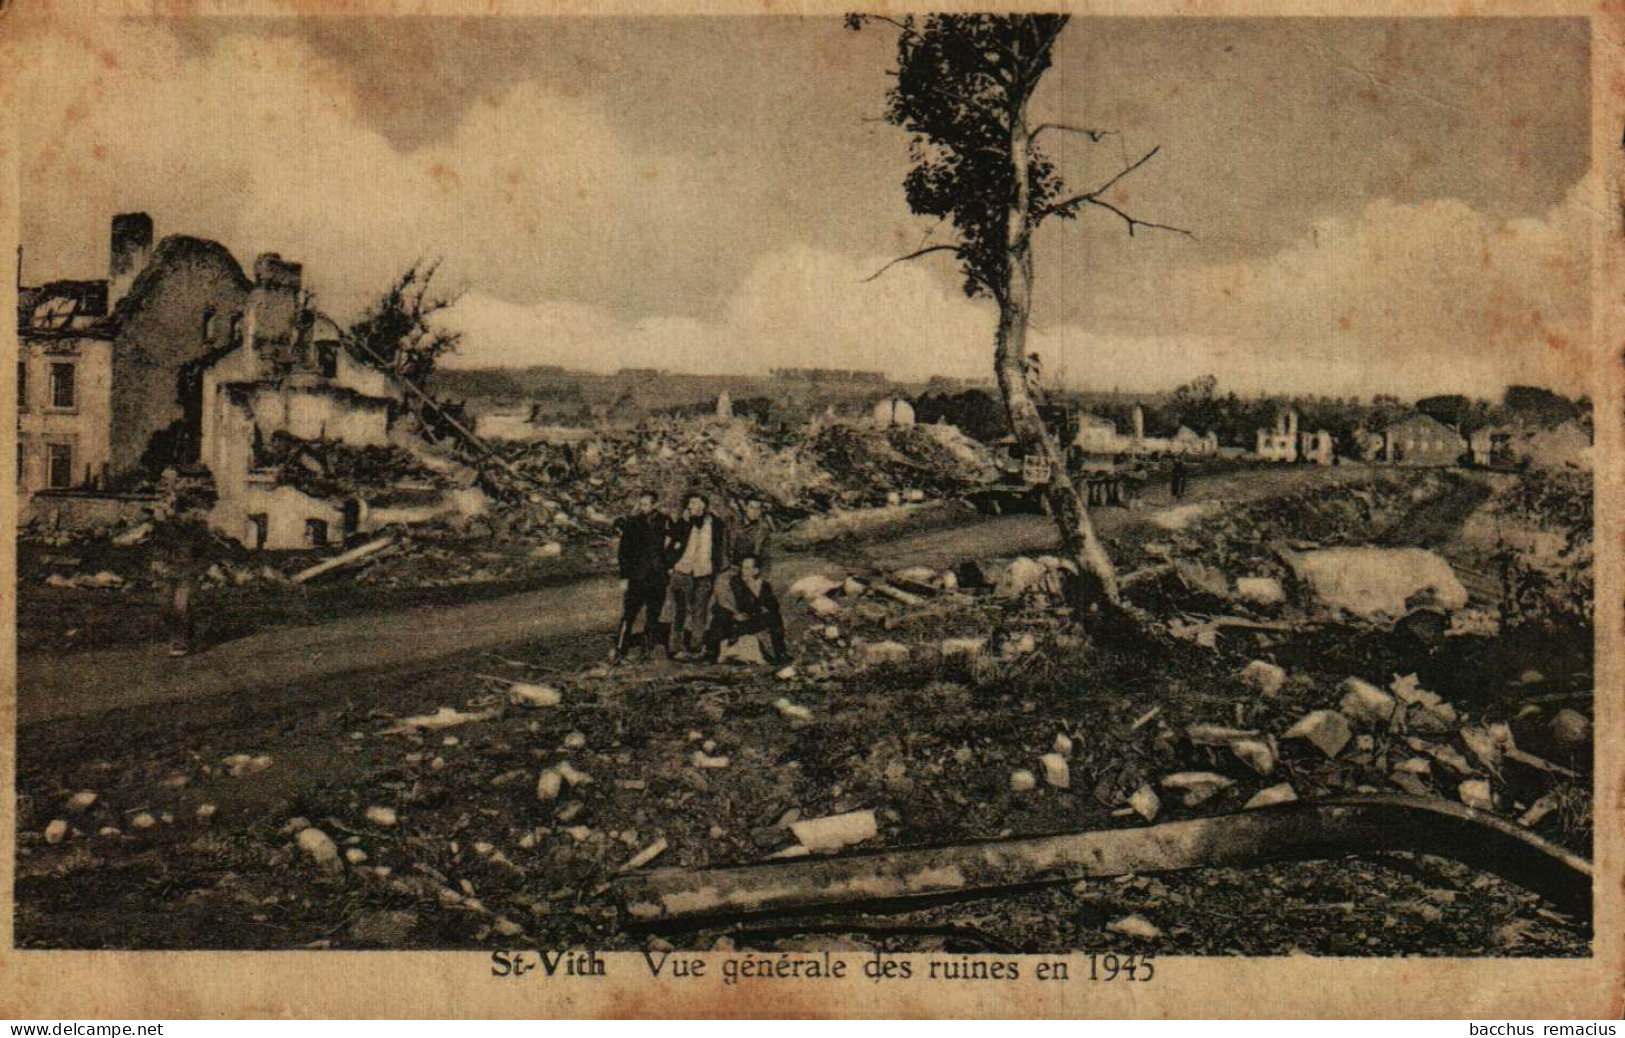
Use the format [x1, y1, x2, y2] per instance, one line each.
[616, 796, 1590, 926]
[290, 535, 397, 585]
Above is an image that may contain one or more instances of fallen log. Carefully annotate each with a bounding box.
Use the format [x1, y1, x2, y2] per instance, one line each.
[290, 535, 397, 585]
[615, 795, 1591, 926]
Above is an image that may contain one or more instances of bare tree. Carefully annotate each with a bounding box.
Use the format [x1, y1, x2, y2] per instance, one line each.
[849, 13, 1189, 606]
[344, 259, 463, 389]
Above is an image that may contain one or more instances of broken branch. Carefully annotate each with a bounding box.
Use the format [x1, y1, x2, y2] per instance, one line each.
[861, 244, 963, 283]
[1030, 123, 1117, 144]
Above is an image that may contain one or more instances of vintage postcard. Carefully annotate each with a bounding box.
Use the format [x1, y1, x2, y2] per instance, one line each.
[1, 0, 1620, 1019]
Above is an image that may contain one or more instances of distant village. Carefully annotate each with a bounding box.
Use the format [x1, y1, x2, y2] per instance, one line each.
[18, 211, 1594, 553]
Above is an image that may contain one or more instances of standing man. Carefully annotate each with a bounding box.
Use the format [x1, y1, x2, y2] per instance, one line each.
[1170, 456, 1188, 500]
[730, 499, 775, 573]
[149, 483, 216, 658]
[665, 492, 727, 660]
[704, 554, 789, 665]
[612, 490, 669, 662]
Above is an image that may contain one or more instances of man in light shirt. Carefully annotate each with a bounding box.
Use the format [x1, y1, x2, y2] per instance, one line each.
[666, 491, 727, 660]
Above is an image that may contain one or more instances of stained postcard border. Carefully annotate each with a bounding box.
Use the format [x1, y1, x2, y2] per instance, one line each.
[0, 0, 1619, 1019]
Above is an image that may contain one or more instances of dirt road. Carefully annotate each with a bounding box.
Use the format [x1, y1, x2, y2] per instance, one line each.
[17, 464, 1355, 726]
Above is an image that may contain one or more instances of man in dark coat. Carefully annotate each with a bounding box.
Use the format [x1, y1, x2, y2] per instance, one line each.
[149, 483, 217, 657]
[704, 554, 788, 665]
[612, 489, 669, 660]
[664, 491, 727, 659]
[729, 499, 775, 573]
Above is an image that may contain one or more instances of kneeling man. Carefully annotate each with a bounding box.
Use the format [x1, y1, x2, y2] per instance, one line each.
[704, 554, 788, 665]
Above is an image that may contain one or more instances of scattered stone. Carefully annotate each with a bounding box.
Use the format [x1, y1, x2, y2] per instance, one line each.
[1339, 678, 1397, 728]
[1039, 753, 1071, 790]
[1244, 783, 1298, 810]
[508, 682, 562, 708]
[809, 596, 842, 618]
[345, 847, 369, 865]
[691, 750, 731, 769]
[1230, 738, 1277, 776]
[296, 827, 344, 872]
[776, 665, 798, 681]
[563, 731, 588, 749]
[365, 806, 398, 828]
[1234, 576, 1286, 607]
[536, 769, 564, 802]
[1053, 733, 1074, 756]
[1009, 769, 1038, 793]
[1285, 547, 1468, 619]
[791, 811, 877, 853]
[1458, 779, 1494, 812]
[492, 917, 525, 938]
[222, 753, 275, 777]
[1548, 709, 1591, 750]
[774, 698, 814, 724]
[994, 557, 1047, 599]
[555, 761, 592, 787]
[131, 812, 157, 830]
[67, 791, 98, 811]
[1159, 772, 1235, 807]
[1128, 785, 1161, 822]
[1283, 710, 1352, 758]
[1106, 914, 1163, 940]
[44, 819, 69, 845]
[195, 804, 217, 821]
[894, 566, 937, 585]
[1459, 726, 1502, 773]
[1240, 660, 1286, 697]
[1425, 743, 1474, 776]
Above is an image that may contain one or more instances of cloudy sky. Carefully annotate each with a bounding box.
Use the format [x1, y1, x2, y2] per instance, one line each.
[18, 15, 1594, 398]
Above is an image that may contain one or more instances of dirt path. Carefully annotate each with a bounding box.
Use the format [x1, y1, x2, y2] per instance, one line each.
[17, 463, 1353, 726]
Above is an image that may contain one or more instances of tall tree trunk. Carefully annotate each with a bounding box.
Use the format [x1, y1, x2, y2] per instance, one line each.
[994, 103, 1120, 606]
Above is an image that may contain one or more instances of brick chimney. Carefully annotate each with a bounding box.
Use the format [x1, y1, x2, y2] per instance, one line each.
[108, 212, 154, 305]
[244, 253, 305, 372]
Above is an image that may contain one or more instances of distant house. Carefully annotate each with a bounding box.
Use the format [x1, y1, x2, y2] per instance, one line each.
[1470, 419, 1592, 471]
[1380, 413, 1465, 467]
[1299, 429, 1335, 466]
[1255, 410, 1299, 462]
[1072, 405, 1216, 457]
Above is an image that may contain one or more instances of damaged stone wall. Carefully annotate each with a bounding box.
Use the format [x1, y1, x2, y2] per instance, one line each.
[107, 235, 252, 475]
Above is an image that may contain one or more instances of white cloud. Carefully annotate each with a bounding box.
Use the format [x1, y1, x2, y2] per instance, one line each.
[22, 20, 1594, 401]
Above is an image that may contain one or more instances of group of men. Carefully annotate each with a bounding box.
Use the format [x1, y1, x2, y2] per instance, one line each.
[612, 491, 788, 666]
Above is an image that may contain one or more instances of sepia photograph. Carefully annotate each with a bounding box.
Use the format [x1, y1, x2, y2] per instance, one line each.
[3, 0, 1616, 1018]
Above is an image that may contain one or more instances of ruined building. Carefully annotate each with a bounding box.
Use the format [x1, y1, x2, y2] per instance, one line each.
[18, 213, 251, 504]
[1255, 409, 1299, 462]
[20, 212, 419, 548]
[198, 256, 405, 550]
[1379, 413, 1466, 467]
